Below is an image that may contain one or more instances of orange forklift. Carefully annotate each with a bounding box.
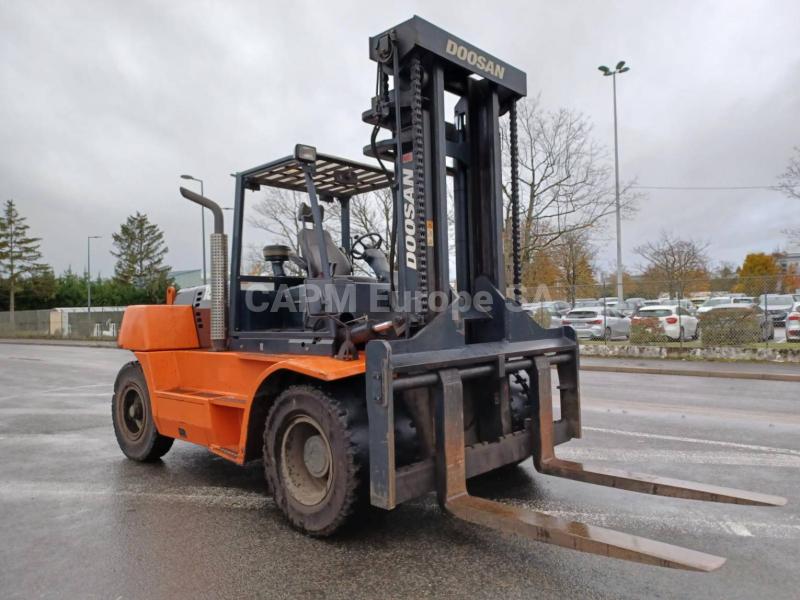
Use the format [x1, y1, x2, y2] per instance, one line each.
[113, 16, 784, 570]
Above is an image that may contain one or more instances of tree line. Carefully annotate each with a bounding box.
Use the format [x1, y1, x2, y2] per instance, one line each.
[0, 202, 171, 318]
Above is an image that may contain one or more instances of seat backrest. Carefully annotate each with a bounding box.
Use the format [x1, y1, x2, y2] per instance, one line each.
[297, 217, 352, 278]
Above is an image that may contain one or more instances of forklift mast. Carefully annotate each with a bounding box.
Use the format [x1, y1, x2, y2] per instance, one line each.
[363, 16, 526, 328]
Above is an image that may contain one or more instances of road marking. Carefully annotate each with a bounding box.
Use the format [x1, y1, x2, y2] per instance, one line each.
[582, 398, 800, 424]
[0, 481, 271, 510]
[1, 480, 794, 540]
[0, 382, 109, 402]
[722, 522, 753, 537]
[583, 426, 800, 457]
[558, 447, 800, 468]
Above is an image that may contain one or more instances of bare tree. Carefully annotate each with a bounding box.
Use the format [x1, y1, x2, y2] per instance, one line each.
[501, 96, 640, 268]
[634, 232, 709, 298]
[248, 188, 393, 276]
[248, 189, 310, 257]
[778, 146, 800, 201]
[778, 147, 800, 243]
[551, 230, 596, 304]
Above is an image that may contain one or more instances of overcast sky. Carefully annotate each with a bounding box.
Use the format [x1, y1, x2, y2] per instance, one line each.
[1, 0, 799, 279]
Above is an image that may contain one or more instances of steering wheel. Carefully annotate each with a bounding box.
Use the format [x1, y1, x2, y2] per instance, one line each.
[351, 232, 384, 260]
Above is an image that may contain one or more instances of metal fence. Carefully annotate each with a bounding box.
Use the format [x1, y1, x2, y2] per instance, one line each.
[519, 275, 800, 349]
[1, 276, 799, 350]
[0, 308, 124, 339]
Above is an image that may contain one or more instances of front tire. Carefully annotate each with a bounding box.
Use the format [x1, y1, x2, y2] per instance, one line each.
[263, 385, 364, 537]
[112, 362, 173, 461]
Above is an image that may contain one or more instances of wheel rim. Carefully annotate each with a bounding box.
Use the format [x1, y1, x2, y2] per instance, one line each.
[280, 415, 333, 507]
[120, 387, 145, 441]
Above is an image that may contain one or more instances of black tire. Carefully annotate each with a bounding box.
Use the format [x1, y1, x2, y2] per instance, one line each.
[679, 326, 685, 341]
[112, 361, 174, 461]
[263, 385, 363, 537]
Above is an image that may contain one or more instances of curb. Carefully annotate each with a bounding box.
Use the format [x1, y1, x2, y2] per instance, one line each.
[2, 338, 798, 382]
[580, 364, 800, 383]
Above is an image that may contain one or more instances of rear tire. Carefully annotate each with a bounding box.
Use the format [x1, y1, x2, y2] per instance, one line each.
[263, 385, 364, 537]
[112, 362, 174, 461]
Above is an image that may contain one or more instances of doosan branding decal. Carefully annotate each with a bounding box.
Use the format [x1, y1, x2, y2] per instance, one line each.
[402, 158, 417, 270]
[445, 39, 505, 79]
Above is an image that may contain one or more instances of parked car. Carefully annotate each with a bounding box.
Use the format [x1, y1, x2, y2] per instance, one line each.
[562, 307, 631, 340]
[641, 299, 662, 307]
[548, 300, 572, 315]
[617, 299, 643, 317]
[690, 296, 709, 307]
[732, 296, 755, 305]
[632, 305, 699, 341]
[706, 303, 774, 341]
[697, 296, 732, 315]
[573, 299, 601, 308]
[661, 298, 698, 314]
[786, 303, 800, 343]
[625, 297, 646, 308]
[758, 294, 795, 327]
[522, 302, 564, 326]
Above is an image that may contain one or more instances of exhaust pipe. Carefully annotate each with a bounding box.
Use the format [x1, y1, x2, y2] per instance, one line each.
[180, 187, 228, 351]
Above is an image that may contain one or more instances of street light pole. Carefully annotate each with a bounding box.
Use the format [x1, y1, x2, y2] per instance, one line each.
[598, 61, 630, 304]
[180, 174, 207, 285]
[87, 235, 102, 324]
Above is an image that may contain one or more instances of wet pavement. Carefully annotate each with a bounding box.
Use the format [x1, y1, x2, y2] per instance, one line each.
[0, 343, 797, 599]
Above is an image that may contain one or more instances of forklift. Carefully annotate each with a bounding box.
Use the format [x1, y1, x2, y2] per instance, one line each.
[113, 16, 784, 570]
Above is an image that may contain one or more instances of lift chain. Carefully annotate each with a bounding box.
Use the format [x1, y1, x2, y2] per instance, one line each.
[509, 100, 522, 302]
[410, 56, 429, 312]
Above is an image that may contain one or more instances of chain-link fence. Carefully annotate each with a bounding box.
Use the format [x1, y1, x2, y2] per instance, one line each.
[2, 277, 799, 350]
[519, 275, 800, 349]
[0, 308, 124, 339]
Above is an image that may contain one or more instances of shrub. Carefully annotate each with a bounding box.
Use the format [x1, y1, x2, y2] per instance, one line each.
[629, 317, 666, 344]
[699, 307, 762, 346]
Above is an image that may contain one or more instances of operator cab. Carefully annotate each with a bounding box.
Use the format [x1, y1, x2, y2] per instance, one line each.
[227, 145, 399, 356]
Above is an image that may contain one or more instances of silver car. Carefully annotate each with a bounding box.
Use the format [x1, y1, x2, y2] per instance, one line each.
[562, 307, 631, 340]
[758, 294, 795, 327]
[522, 303, 563, 327]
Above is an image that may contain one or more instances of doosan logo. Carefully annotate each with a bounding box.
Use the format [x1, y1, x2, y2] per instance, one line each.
[445, 39, 505, 79]
[402, 163, 417, 270]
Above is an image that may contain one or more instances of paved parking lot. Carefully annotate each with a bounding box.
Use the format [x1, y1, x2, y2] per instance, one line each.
[0, 343, 798, 599]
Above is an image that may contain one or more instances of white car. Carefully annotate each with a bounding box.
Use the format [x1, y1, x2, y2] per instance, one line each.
[697, 297, 732, 315]
[787, 303, 800, 343]
[632, 305, 699, 341]
[562, 307, 631, 340]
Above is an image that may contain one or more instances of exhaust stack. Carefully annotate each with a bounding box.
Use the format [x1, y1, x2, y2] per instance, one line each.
[179, 187, 228, 351]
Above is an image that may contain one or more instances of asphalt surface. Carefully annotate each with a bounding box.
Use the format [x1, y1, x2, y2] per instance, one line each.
[0, 344, 797, 599]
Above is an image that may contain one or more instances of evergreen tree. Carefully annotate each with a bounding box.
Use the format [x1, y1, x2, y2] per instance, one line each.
[0, 200, 48, 324]
[111, 212, 171, 301]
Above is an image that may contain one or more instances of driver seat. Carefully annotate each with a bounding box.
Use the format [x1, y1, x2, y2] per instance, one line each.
[297, 203, 352, 278]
